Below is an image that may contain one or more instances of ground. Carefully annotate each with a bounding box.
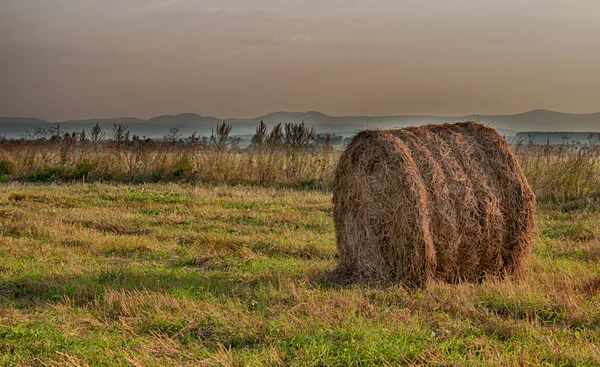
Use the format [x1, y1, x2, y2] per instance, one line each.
[0, 183, 599, 366]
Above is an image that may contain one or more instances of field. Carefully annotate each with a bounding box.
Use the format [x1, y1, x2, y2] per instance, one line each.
[1, 183, 600, 366]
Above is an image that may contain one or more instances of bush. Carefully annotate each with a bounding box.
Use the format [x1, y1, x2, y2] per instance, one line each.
[29, 165, 64, 182]
[0, 158, 17, 175]
[171, 155, 195, 179]
[72, 159, 97, 179]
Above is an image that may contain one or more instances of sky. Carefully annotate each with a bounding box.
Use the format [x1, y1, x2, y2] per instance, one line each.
[1, 0, 599, 121]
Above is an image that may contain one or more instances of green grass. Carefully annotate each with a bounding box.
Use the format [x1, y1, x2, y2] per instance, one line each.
[1, 183, 600, 366]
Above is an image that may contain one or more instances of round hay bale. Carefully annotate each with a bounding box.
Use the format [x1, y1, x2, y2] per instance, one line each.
[333, 122, 535, 287]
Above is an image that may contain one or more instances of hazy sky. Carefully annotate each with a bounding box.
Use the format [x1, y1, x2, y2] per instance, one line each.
[1, 0, 599, 120]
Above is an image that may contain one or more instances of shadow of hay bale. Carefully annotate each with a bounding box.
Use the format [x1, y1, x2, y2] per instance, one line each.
[333, 121, 535, 287]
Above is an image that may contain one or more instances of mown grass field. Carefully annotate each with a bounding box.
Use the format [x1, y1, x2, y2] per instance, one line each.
[1, 183, 600, 366]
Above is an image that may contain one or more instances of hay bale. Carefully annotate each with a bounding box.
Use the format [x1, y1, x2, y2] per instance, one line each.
[333, 122, 535, 287]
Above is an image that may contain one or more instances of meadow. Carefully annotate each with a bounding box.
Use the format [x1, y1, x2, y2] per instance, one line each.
[1, 182, 599, 366]
[1, 124, 600, 365]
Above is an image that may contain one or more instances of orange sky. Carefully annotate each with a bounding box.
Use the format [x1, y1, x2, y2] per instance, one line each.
[1, 0, 599, 121]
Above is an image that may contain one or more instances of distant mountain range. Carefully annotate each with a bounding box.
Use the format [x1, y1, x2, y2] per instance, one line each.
[1, 110, 599, 142]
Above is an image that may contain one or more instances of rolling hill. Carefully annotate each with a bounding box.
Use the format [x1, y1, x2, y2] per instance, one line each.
[1, 110, 599, 140]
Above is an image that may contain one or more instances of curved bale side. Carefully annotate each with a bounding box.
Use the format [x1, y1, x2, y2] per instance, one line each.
[332, 121, 535, 287]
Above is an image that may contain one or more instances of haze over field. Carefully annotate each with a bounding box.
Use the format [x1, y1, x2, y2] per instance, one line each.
[1, 0, 599, 125]
[2, 110, 600, 142]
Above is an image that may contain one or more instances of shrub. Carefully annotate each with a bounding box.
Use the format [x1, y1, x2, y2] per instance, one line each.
[29, 165, 64, 182]
[72, 159, 97, 179]
[0, 158, 17, 175]
[171, 155, 195, 179]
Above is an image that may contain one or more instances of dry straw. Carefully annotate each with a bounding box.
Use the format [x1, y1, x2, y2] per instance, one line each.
[333, 122, 535, 287]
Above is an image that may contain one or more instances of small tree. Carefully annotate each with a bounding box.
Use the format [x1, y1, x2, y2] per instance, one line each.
[164, 128, 181, 143]
[251, 120, 268, 147]
[90, 122, 105, 143]
[267, 123, 284, 149]
[112, 124, 130, 145]
[284, 122, 316, 150]
[211, 122, 232, 152]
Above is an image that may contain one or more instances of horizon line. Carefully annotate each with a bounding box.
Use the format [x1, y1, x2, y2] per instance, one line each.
[2, 108, 600, 123]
